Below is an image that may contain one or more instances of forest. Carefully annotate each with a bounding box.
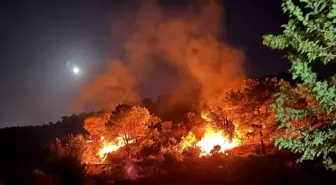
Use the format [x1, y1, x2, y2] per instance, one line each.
[1, 0, 336, 184]
[0, 73, 335, 185]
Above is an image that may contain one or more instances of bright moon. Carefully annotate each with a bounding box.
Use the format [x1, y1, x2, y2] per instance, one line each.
[73, 67, 79, 74]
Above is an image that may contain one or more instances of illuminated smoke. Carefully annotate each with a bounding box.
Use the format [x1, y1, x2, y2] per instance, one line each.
[75, 0, 245, 111]
[74, 60, 139, 112]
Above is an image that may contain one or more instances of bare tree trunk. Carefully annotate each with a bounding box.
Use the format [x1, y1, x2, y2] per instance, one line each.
[259, 126, 265, 155]
[256, 109, 265, 155]
[125, 135, 130, 160]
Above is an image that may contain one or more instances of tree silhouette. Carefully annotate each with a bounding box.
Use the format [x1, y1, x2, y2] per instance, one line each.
[225, 78, 278, 154]
[45, 135, 86, 185]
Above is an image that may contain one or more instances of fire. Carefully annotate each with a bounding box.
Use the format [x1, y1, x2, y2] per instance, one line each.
[82, 111, 239, 164]
[98, 136, 125, 162]
[196, 126, 238, 156]
[201, 112, 212, 122]
[179, 112, 239, 156]
[180, 126, 239, 157]
[180, 131, 197, 150]
[81, 136, 135, 164]
[98, 136, 135, 162]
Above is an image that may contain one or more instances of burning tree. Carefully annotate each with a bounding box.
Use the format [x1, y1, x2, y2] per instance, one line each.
[106, 104, 154, 159]
[201, 107, 236, 141]
[82, 104, 160, 163]
[224, 78, 277, 154]
[83, 111, 111, 139]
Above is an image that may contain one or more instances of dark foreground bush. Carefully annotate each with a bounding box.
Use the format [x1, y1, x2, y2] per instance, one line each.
[45, 136, 86, 185]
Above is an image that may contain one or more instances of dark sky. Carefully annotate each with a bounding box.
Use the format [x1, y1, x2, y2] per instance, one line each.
[0, 0, 290, 127]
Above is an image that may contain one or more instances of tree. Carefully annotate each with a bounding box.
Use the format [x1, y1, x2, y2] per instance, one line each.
[82, 104, 160, 160]
[83, 111, 111, 139]
[107, 104, 153, 159]
[224, 78, 277, 154]
[202, 107, 236, 141]
[45, 135, 86, 185]
[263, 0, 336, 170]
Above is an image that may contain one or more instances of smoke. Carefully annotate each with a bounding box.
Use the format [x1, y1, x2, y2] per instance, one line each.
[75, 0, 245, 112]
[75, 60, 139, 111]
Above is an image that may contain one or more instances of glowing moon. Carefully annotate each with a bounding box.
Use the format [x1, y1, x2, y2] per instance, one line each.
[73, 67, 79, 74]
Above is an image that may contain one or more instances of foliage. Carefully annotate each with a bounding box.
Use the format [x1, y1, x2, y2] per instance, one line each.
[224, 78, 278, 154]
[107, 105, 153, 159]
[108, 105, 151, 143]
[161, 121, 173, 134]
[182, 146, 202, 159]
[83, 104, 161, 160]
[203, 107, 236, 141]
[159, 146, 184, 165]
[83, 112, 111, 138]
[45, 135, 86, 185]
[263, 0, 336, 170]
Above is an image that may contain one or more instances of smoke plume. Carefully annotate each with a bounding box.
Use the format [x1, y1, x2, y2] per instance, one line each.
[75, 0, 245, 112]
[75, 60, 139, 111]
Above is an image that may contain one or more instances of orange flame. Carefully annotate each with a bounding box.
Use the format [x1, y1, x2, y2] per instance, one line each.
[180, 131, 197, 150]
[98, 136, 135, 162]
[196, 126, 238, 156]
[180, 126, 238, 157]
[179, 112, 239, 156]
[81, 135, 135, 164]
[201, 112, 212, 122]
[98, 136, 124, 162]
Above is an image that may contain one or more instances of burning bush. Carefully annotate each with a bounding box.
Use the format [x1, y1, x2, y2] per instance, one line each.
[179, 125, 239, 157]
[78, 103, 245, 167]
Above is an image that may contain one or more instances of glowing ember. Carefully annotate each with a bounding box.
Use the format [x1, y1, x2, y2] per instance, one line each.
[196, 126, 238, 156]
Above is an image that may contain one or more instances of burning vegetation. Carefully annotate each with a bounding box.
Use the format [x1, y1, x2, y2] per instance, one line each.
[68, 0, 251, 167]
[80, 108, 241, 165]
[46, 75, 279, 185]
[48, 75, 279, 172]
[42, 1, 311, 183]
[76, 79, 278, 165]
[4, 0, 336, 184]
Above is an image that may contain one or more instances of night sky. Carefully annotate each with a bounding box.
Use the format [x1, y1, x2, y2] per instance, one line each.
[0, 0, 290, 127]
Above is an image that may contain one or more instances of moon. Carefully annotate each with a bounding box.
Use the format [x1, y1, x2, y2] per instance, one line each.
[73, 67, 80, 74]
